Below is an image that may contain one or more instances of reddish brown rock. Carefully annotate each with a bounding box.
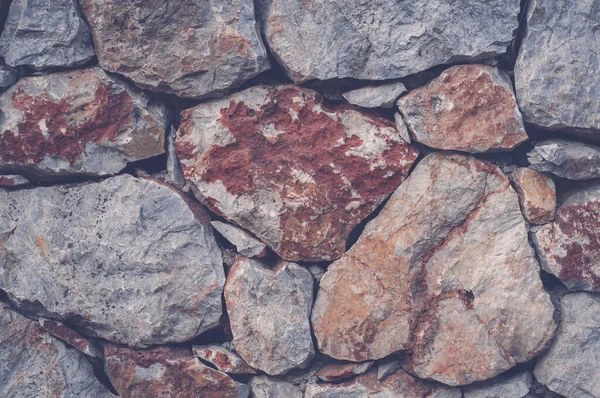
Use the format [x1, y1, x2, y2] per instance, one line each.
[104, 345, 249, 398]
[397, 65, 527, 153]
[193, 344, 257, 375]
[39, 318, 101, 358]
[513, 168, 556, 225]
[177, 84, 418, 261]
[316, 361, 373, 382]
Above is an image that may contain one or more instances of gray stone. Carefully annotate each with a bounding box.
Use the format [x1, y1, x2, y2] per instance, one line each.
[534, 292, 600, 398]
[0, 174, 225, 347]
[0, 0, 95, 70]
[212, 221, 267, 258]
[249, 376, 303, 398]
[80, 0, 270, 99]
[0, 174, 28, 187]
[394, 113, 412, 144]
[377, 358, 402, 381]
[463, 371, 533, 398]
[515, 0, 600, 137]
[167, 126, 186, 189]
[224, 256, 315, 375]
[528, 139, 600, 180]
[342, 82, 407, 109]
[193, 344, 257, 375]
[258, 0, 520, 82]
[0, 60, 17, 88]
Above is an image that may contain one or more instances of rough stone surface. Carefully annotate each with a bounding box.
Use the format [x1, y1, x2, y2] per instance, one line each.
[0, 305, 115, 398]
[316, 361, 373, 382]
[80, 0, 270, 99]
[397, 65, 527, 153]
[534, 293, 600, 398]
[0, 68, 166, 179]
[0, 0, 95, 70]
[249, 376, 303, 398]
[193, 344, 257, 375]
[212, 221, 267, 258]
[528, 139, 600, 180]
[377, 358, 402, 381]
[224, 256, 315, 375]
[513, 168, 556, 225]
[177, 84, 418, 261]
[342, 82, 407, 109]
[463, 371, 533, 398]
[532, 183, 600, 292]
[0, 174, 29, 187]
[104, 345, 249, 398]
[167, 126, 186, 188]
[312, 152, 556, 385]
[259, 0, 520, 82]
[0, 61, 17, 88]
[0, 174, 225, 347]
[515, 0, 600, 137]
[39, 318, 101, 358]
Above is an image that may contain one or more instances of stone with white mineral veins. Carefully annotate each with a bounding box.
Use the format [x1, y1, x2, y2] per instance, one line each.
[515, 0, 600, 137]
[513, 168, 556, 225]
[0, 305, 115, 398]
[464, 371, 533, 398]
[0, 0, 95, 70]
[312, 152, 556, 386]
[0, 68, 166, 179]
[258, 0, 520, 83]
[342, 82, 407, 109]
[177, 84, 418, 262]
[397, 64, 527, 153]
[193, 344, 257, 375]
[80, 0, 270, 99]
[0, 174, 225, 347]
[212, 221, 267, 258]
[224, 256, 315, 375]
[534, 293, 600, 398]
[0, 174, 28, 187]
[249, 375, 303, 398]
[528, 139, 600, 180]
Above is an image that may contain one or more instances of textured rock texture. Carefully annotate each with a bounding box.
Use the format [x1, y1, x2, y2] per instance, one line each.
[259, 0, 520, 82]
[224, 256, 314, 375]
[80, 0, 270, 99]
[315, 361, 373, 382]
[193, 344, 257, 375]
[528, 139, 600, 180]
[39, 318, 101, 358]
[249, 376, 302, 398]
[177, 84, 418, 261]
[211, 221, 267, 258]
[0, 68, 166, 179]
[397, 65, 527, 153]
[312, 152, 555, 385]
[463, 371, 533, 398]
[342, 82, 407, 109]
[513, 168, 556, 225]
[0, 174, 225, 347]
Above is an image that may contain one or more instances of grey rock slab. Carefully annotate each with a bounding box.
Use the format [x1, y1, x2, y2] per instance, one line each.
[342, 82, 407, 109]
[528, 139, 600, 180]
[463, 371, 533, 398]
[211, 221, 267, 258]
[249, 375, 303, 398]
[0, 174, 225, 348]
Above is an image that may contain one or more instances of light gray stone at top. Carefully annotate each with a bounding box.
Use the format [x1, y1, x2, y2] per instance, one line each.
[342, 82, 407, 109]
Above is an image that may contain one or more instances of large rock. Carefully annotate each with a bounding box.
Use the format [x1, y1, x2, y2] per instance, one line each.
[79, 0, 270, 99]
[528, 139, 600, 180]
[0, 68, 166, 179]
[463, 371, 533, 398]
[515, 0, 600, 137]
[177, 85, 418, 261]
[258, 0, 520, 83]
[0, 174, 225, 347]
[224, 256, 314, 375]
[513, 168, 556, 225]
[312, 152, 556, 386]
[532, 183, 600, 291]
[534, 293, 600, 398]
[0, 305, 114, 398]
[397, 65, 527, 153]
[0, 0, 95, 70]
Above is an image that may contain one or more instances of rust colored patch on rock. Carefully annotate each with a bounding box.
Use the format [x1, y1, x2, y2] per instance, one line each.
[39, 318, 100, 358]
[513, 168, 556, 225]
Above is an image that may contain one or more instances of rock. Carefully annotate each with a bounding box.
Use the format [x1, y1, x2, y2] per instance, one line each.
[224, 256, 314, 375]
[397, 65, 527, 153]
[0, 174, 225, 347]
[311, 152, 556, 385]
[177, 84, 418, 261]
[0, 305, 115, 398]
[193, 344, 257, 375]
[463, 371, 533, 398]
[377, 358, 402, 381]
[513, 168, 556, 225]
[211, 221, 267, 258]
[39, 318, 101, 358]
[249, 376, 303, 398]
[0, 174, 28, 187]
[259, 0, 520, 83]
[394, 113, 412, 144]
[316, 361, 373, 382]
[528, 139, 600, 180]
[534, 292, 600, 398]
[515, 0, 600, 137]
[342, 82, 407, 109]
[532, 183, 600, 291]
[79, 0, 270, 99]
[0, 60, 18, 88]
[167, 126, 186, 189]
[0, 0, 95, 70]
[104, 345, 249, 398]
[0, 68, 166, 179]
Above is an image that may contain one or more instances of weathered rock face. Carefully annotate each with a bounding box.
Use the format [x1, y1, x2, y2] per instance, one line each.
[0, 68, 166, 179]
[342, 82, 407, 109]
[397, 65, 527, 153]
[211, 221, 267, 258]
[0, 305, 115, 398]
[193, 344, 257, 375]
[224, 256, 314, 375]
[513, 168, 556, 225]
[39, 318, 101, 358]
[528, 139, 600, 180]
[0, 174, 225, 347]
[104, 345, 249, 398]
[312, 152, 556, 385]
[258, 0, 520, 83]
[177, 85, 418, 261]
[534, 293, 600, 398]
[532, 183, 600, 292]
[463, 371, 533, 398]
[515, 0, 600, 137]
[0, 0, 95, 70]
[79, 0, 270, 99]
[249, 376, 303, 398]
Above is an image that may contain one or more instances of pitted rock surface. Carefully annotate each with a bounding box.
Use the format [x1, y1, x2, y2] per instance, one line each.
[528, 139, 600, 180]
[193, 344, 257, 375]
[513, 168, 556, 225]
[397, 65, 527, 153]
[0, 174, 225, 347]
[80, 0, 270, 99]
[312, 152, 556, 385]
[0, 68, 166, 179]
[177, 84, 418, 261]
